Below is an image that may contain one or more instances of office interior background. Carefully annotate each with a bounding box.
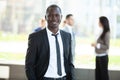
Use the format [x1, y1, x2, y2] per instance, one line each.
[0, 0, 120, 79]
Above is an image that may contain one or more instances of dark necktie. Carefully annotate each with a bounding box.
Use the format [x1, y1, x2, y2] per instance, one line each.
[52, 34, 62, 76]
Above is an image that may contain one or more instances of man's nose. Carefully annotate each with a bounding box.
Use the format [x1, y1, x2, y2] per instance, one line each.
[52, 15, 57, 21]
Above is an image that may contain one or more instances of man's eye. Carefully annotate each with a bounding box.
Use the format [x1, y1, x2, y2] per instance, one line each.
[48, 15, 51, 17]
[56, 14, 60, 17]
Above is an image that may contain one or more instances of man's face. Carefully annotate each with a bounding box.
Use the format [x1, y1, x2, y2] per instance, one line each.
[99, 21, 103, 28]
[66, 16, 74, 26]
[40, 19, 46, 28]
[41, 20, 46, 27]
[45, 7, 62, 28]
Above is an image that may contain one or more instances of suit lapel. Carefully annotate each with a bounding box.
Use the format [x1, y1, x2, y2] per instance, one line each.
[60, 30, 66, 58]
[42, 28, 50, 55]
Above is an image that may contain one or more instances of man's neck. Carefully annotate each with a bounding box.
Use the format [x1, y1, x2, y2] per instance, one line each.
[48, 26, 59, 34]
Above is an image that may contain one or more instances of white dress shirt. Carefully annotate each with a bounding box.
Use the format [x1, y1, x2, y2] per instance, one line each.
[65, 24, 73, 34]
[44, 28, 66, 78]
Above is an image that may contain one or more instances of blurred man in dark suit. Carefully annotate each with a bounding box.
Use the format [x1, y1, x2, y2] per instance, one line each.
[34, 18, 46, 32]
[63, 14, 76, 63]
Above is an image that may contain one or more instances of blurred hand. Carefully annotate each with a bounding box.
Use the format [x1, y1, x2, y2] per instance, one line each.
[91, 43, 96, 47]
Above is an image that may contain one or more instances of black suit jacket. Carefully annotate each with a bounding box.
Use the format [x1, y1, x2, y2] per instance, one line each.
[25, 28, 74, 80]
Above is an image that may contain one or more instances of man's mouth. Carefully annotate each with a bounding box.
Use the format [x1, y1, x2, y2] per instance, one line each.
[52, 22, 57, 25]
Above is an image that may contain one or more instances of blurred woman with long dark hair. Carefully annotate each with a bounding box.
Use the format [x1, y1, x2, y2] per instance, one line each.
[92, 16, 110, 80]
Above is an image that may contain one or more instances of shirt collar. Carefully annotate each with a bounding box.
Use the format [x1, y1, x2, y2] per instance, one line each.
[65, 24, 72, 29]
[46, 27, 60, 36]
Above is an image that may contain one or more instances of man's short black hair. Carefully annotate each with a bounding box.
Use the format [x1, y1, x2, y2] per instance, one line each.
[66, 14, 73, 19]
[46, 4, 62, 14]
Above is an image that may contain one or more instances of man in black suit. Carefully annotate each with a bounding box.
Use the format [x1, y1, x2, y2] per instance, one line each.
[25, 4, 74, 80]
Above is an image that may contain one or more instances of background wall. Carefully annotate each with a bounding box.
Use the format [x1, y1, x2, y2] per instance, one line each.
[0, 64, 120, 80]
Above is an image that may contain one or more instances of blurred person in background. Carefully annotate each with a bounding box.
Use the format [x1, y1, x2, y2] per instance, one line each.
[25, 4, 74, 80]
[62, 20, 67, 28]
[63, 14, 76, 63]
[34, 18, 46, 32]
[92, 16, 110, 80]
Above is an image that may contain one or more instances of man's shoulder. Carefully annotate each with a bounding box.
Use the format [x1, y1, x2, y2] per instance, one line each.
[60, 29, 71, 36]
[34, 27, 42, 32]
[62, 26, 69, 31]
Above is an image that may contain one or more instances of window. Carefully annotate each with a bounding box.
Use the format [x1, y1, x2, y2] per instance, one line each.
[0, 0, 120, 70]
